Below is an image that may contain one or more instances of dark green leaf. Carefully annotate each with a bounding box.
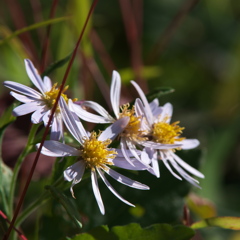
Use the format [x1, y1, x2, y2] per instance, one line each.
[45, 185, 82, 229]
[41, 52, 73, 76]
[146, 87, 175, 102]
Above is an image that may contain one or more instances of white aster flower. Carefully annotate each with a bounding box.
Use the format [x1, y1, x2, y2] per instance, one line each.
[4, 59, 76, 140]
[70, 71, 175, 175]
[37, 97, 149, 215]
[131, 81, 204, 187]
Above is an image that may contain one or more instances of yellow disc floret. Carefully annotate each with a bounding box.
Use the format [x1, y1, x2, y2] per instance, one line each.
[118, 104, 147, 142]
[43, 83, 77, 111]
[80, 132, 116, 170]
[152, 120, 185, 144]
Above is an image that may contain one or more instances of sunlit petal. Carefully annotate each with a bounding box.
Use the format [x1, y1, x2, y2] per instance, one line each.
[91, 171, 105, 215]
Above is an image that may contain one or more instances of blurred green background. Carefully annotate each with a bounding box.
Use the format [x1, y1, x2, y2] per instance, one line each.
[0, 0, 240, 239]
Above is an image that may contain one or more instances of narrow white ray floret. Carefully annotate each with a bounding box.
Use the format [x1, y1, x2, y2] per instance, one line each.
[4, 59, 76, 140]
[37, 98, 150, 215]
[131, 80, 204, 186]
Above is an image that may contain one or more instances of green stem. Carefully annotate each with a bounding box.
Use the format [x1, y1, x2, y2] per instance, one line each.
[9, 124, 39, 219]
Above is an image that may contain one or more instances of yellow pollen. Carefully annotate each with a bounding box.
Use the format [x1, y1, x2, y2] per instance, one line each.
[80, 132, 116, 170]
[43, 83, 77, 111]
[152, 120, 185, 144]
[118, 104, 147, 141]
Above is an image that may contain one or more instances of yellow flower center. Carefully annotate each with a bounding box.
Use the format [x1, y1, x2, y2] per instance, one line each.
[80, 132, 116, 170]
[43, 83, 77, 111]
[118, 104, 147, 142]
[152, 120, 185, 144]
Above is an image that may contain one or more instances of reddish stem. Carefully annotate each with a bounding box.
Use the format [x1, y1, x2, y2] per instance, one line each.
[90, 29, 116, 76]
[0, 211, 27, 240]
[147, 0, 200, 63]
[4, 0, 38, 61]
[118, 0, 143, 82]
[40, 0, 59, 73]
[80, 51, 111, 109]
[3, 1, 98, 239]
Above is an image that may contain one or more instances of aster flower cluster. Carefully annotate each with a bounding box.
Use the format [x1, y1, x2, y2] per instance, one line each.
[4, 59, 204, 215]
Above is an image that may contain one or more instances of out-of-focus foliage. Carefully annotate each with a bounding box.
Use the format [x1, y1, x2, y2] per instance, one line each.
[0, 0, 240, 240]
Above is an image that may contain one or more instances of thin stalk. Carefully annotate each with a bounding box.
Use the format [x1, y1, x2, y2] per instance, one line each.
[3, 1, 98, 239]
[8, 124, 39, 219]
[147, 0, 200, 63]
[40, 0, 59, 73]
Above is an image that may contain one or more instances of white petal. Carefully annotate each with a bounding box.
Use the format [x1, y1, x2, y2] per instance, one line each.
[4, 81, 42, 99]
[72, 103, 111, 124]
[181, 139, 200, 150]
[160, 151, 182, 180]
[97, 168, 134, 207]
[103, 165, 149, 190]
[13, 102, 41, 116]
[91, 170, 105, 215]
[150, 152, 160, 178]
[64, 161, 85, 182]
[77, 101, 114, 123]
[140, 148, 152, 165]
[10, 91, 36, 103]
[120, 139, 136, 166]
[149, 99, 163, 118]
[140, 140, 181, 149]
[43, 76, 52, 91]
[170, 159, 200, 188]
[25, 59, 46, 94]
[64, 161, 86, 198]
[113, 157, 148, 171]
[37, 140, 80, 157]
[31, 105, 47, 124]
[126, 140, 141, 161]
[60, 98, 86, 144]
[110, 70, 121, 117]
[160, 103, 173, 122]
[171, 152, 204, 178]
[50, 115, 63, 140]
[131, 80, 153, 125]
[42, 110, 51, 126]
[115, 148, 142, 157]
[149, 98, 159, 111]
[98, 117, 129, 141]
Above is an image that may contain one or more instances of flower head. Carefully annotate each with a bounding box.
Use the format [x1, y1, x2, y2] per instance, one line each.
[4, 59, 75, 140]
[38, 97, 149, 215]
[70, 71, 158, 174]
[131, 81, 204, 187]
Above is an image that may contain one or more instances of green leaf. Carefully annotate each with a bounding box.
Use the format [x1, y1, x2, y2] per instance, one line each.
[41, 52, 73, 76]
[0, 103, 16, 135]
[0, 160, 13, 217]
[70, 223, 195, 240]
[146, 87, 175, 102]
[191, 217, 240, 230]
[0, 104, 15, 217]
[45, 185, 82, 229]
[0, 17, 69, 45]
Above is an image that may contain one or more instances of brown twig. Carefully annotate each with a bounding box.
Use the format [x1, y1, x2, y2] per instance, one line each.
[3, 1, 98, 239]
[147, 0, 201, 63]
